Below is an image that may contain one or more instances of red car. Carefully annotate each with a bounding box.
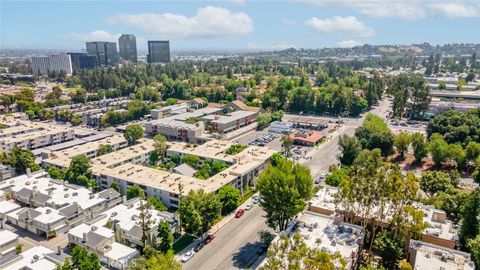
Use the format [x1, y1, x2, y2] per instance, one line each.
[203, 234, 215, 244]
[235, 209, 245, 218]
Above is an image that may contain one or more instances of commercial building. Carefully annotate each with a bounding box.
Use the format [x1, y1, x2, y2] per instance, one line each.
[408, 240, 475, 270]
[31, 54, 73, 76]
[0, 121, 75, 153]
[256, 211, 365, 270]
[86, 41, 119, 66]
[203, 110, 257, 134]
[0, 246, 68, 270]
[118, 34, 137, 63]
[288, 129, 324, 146]
[308, 186, 460, 249]
[269, 121, 294, 134]
[147, 41, 170, 63]
[67, 52, 96, 70]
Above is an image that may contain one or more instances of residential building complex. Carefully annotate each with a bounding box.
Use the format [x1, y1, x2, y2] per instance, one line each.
[118, 34, 137, 63]
[31, 54, 73, 76]
[68, 223, 139, 269]
[86, 41, 119, 66]
[257, 211, 365, 270]
[147, 40, 170, 63]
[0, 246, 68, 270]
[0, 230, 18, 263]
[0, 171, 121, 237]
[408, 240, 475, 270]
[97, 140, 275, 209]
[308, 186, 460, 249]
[0, 120, 75, 153]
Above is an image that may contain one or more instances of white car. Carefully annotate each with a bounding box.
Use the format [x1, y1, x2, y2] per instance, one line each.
[245, 203, 253, 210]
[181, 249, 195, 263]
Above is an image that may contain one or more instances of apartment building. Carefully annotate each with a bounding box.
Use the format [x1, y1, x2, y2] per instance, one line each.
[0, 171, 122, 236]
[408, 240, 475, 270]
[84, 198, 177, 248]
[97, 140, 275, 208]
[43, 138, 152, 171]
[0, 230, 18, 263]
[42, 135, 127, 168]
[308, 186, 460, 249]
[68, 224, 139, 269]
[0, 121, 75, 153]
[256, 211, 365, 270]
[0, 246, 68, 270]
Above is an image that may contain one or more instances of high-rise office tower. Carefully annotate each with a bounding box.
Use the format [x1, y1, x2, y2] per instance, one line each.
[67, 52, 96, 71]
[118, 34, 137, 63]
[147, 41, 170, 63]
[31, 54, 73, 76]
[86, 41, 119, 66]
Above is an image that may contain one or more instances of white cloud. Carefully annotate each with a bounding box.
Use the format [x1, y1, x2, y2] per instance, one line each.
[305, 16, 374, 37]
[298, 0, 480, 20]
[228, 0, 246, 5]
[281, 17, 296, 26]
[63, 30, 120, 42]
[337, 40, 362, 48]
[104, 6, 254, 39]
[429, 3, 479, 18]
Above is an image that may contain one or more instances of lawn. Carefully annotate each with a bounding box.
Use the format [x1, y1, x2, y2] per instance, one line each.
[172, 234, 197, 254]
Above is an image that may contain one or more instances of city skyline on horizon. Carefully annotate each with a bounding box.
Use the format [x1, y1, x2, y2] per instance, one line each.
[1, 0, 480, 51]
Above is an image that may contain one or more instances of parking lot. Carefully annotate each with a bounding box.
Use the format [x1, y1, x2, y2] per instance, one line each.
[234, 130, 283, 152]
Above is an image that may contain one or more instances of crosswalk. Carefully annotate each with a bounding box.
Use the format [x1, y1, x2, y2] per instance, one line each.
[310, 168, 328, 178]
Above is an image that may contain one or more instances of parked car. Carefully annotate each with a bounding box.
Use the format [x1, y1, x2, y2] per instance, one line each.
[203, 234, 215, 244]
[181, 249, 195, 263]
[235, 209, 245, 218]
[252, 196, 260, 204]
[245, 203, 253, 210]
[194, 241, 205, 252]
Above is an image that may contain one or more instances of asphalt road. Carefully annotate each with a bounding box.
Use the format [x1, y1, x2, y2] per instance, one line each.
[300, 98, 392, 178]
[183, 204, 272, 270]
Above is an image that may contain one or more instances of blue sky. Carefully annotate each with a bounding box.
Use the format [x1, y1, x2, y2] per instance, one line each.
[1, 0, 480, 51]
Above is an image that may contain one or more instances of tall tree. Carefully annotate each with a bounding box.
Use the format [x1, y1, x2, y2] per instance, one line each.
[137, 198, 155, 251]
[71, 245, 101, 270]
[178, 189, 222, 236]
[153, 134, 168, 161]
[256, 159, 314, 231]
[124, 124, 144, 145]
[460, 189, 480, 248]
[217, 185, 241, 215]
[259, 233, 346, 270]
[394, 132, 411, 159]
[411, 132, 428, 162]
[157, 220, 174, 253]
[280, 135, 293, 158]
[338, 135, 362, 166]
[128, 251, 181, 270]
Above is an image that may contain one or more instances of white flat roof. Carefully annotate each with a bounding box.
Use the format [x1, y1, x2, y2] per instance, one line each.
[410, 240, 474, 270]
[2, 246, 57, 270]
[0, 229, 18, 246]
